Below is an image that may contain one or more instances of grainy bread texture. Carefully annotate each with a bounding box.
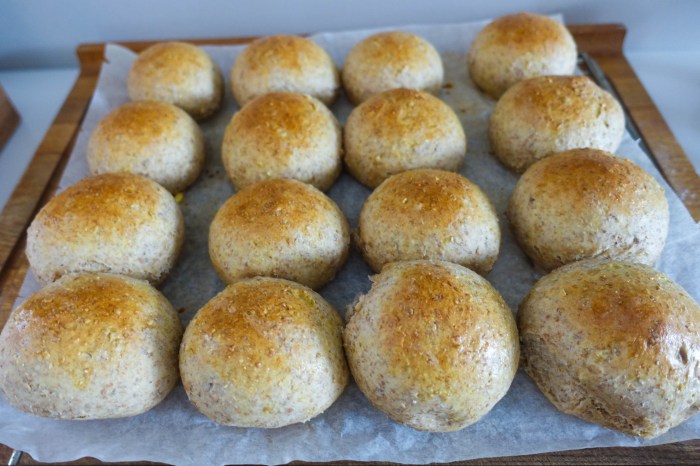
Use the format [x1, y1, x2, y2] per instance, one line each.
[508, 149, 669, 272]
[87, 101, 205, 193]
[344, 260, 519, 432]
[26, 173, 184, 285]
[356, 169, 500, 274]
[221, 92, 342, 191]
[0, 273, 182, 420]
[489, 75, 625, 173]
[519, 259, 700, 438]
[230, 35, 339, 107]
[127, 41, 223, 120]
[208, 178, 350, 289]
[344, 88, 466, 188]
[468, 13, 577, 99]
[180, 277, 348, 427]
[341, 31, 443, 104]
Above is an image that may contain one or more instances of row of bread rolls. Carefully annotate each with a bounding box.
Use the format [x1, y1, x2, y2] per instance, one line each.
[1, 11, 698, 441]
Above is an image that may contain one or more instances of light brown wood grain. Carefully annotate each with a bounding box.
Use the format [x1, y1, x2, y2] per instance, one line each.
[0, 24, 698, 465]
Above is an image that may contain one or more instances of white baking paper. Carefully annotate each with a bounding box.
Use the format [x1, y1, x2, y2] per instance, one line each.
[2, 17, 700, 465]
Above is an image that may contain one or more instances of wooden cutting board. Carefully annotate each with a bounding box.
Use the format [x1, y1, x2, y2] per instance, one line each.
[1, 23, 699, 465]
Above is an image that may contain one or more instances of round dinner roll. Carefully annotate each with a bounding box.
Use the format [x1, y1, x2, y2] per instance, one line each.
[87, 101, 205, 193]
[344, 88, 466, 188]
[208, 178, 350, 289]
[180, 277, 348, 427]
[519, 259, 700, 438]
[356, 169, 500, 274]
[230, 35, 339, 107]
[26, 173, 184, 285]
[344, 260, 519, 432]
[221, 92, 342, 191]
[0, 273, 182, 420]
[489, 75, 625, 173]
[341, 31, 443, 104]
[468, 12, 577, 99]
[127, 41, 223, 120]
[508, 149, 669, 272]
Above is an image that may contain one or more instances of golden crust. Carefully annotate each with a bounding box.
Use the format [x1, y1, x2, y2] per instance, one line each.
[0, 273, 182, 419]
[208, 178, 350, 289]
[221, 92, 342, 191]
[26, 173, 184, 285]
[489, 75, 625, 172]
[519, 259, 700, 437]
[507, 149, 669, 271]
[344, 88, 467, 188]
[128, 42, 223, 120]
[468, 13, 577, 98]
[344, 260, 519, 431]
[342, 31, 444, 104]
[356, 169, 500, 274]
[230, 35, 339, 107]
[87, 101, 205, 193]
[179, 277, 348, 427]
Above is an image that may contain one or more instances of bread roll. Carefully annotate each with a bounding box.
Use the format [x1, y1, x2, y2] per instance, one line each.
[508, 149, 669, 272]
[87, 101, 205, 193]
[208, 178, 349, 289]
[221, 92, 342, 191]
[180, 277, 348, 427]
[128, 41, 223, 120]
[26, 173, 184, 285]
[344, 260, 519, 432]
[342, 31, 443, 104]
[344, 88, 466, 188]
[468, 13, 577, 99]
[356, 169, 500, 274]
[230, 35, 339, 107]
[489, 75, 625, 172]
[0, 273, 182, 420]
[519, 259, 700, 438]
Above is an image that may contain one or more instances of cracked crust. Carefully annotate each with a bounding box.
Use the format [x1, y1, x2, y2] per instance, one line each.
[519, 259, 700, 437]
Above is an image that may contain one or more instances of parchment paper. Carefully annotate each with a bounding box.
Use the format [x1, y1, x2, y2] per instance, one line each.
[2, 18, 700, 465]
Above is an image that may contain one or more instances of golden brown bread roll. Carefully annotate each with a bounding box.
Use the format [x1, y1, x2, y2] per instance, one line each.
[507, 148, 669, 272]
[208, 178, 350, 289]
[344, 88, 466, 188]
[180, 277, 348, 427]
[344, 260, 519, 432]
[356, 169, 500, 274]
[341, 31, 443, 104]
[230, 35, 339, 107]
[221, 92, 342, 191]
[489, 75, 625, 173]
[26, 173, 184, 286]
[0, 273, 182, 420]
[128, 41, 223, 120]
[468, 13, 577, 99]
[87, 101, 205, 193]
[519, 259, 700, 438]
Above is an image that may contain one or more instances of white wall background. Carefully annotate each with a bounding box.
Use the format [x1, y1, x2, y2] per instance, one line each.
[1, 0, 699, 68]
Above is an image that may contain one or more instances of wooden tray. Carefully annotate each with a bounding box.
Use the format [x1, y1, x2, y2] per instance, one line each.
[1, 24, 700, 465]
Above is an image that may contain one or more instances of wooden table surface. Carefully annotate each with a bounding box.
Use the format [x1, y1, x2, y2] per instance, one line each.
[1, 23, 699, 465]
